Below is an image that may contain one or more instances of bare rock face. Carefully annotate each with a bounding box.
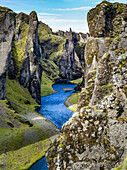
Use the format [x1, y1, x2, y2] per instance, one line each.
[46, 2, 127, 170]
[0, 7, 16, 99]
[59, 29, 82, 80]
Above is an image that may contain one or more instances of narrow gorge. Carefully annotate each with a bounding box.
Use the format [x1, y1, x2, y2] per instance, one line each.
[0, 0, 127, 170]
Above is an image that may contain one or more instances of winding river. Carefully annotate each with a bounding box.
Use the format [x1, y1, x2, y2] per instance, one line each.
[29, 84, 76, 170]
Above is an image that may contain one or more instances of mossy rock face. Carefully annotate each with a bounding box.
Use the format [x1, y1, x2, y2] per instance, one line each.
[87, 1, 126, 37]
[77, 69, 96, 111]
[11, 13, 29, 78]
[0, 6, 15, 21]
[75, 42, 85, 67]
[123, 5, 127, 21]
[38, 22, 85, 81]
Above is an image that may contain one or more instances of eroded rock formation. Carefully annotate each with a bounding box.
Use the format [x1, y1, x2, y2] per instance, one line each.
[46, 1, 127, 169]
[0, 7, 16, 99]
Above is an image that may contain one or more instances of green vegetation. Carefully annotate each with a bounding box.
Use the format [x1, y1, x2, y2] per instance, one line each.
[70, 78, 82, 84]
[75, 42, 85, 64]
[0, 124, 47, 154]
[38, 22, 65, 60]
[113, 157, 127, 170]
[6, 78, 38, 114]
[87, 1, 126, 37]
[0, 6, 14, 21]
[0, 138, 51, 170]
[12, 14, 29, 77]
[38, 22, 66, 79]
[65, 93, 80, 112]
[41, 71, 56, 97]
[68, 93, 80, 105]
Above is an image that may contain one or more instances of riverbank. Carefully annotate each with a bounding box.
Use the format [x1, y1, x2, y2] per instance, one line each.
[64, 78, 82, 112]
[64, 92, 80, 112]
[0, 111, 60, 170]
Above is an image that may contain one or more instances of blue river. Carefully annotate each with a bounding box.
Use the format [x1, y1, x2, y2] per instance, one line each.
[29, 84, 76, 170]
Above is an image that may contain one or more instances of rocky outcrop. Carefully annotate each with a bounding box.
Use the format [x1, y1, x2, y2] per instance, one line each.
[46, 1, 127, 170]
[0, 7, 16, 99]
[87, 1, 127, 37]
[38, 24, 88, 83]
[0, 8, 42, 104]
[59, 29, 83, 80]
[9, 11, 42, 104]
[0, 5, 87, 104]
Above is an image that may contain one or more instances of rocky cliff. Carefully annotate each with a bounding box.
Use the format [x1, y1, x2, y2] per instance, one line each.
[0, 7, 16, 100]
[39, 25, 87, 84]
[8, 11, 42, 104]
[46, 1, 127, 170]
[0, 8, 42, 104]
[0, 6, 88, 169]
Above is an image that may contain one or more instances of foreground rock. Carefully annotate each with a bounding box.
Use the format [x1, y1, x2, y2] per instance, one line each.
[46, 1, 127, 169]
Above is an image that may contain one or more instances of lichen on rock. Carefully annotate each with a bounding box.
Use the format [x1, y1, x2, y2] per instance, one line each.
[46, 1, 127, 170]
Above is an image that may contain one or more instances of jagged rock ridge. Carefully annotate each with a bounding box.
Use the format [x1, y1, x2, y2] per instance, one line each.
[0, 7, 88, 105]
[46, 1, 127, 170]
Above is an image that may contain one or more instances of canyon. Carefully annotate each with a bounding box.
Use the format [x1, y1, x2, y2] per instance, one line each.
[0, 1, 127, 170]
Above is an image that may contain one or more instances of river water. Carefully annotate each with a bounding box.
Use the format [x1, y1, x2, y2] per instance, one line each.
[29, 84, 76, 170]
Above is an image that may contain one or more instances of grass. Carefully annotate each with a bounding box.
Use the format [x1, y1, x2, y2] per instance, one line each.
[65, 93, 80, 112]
[68, 93, 80, 104]
[0, 138, 51, 170]
[6, 78, 38, 114]
[0, 124, 49, 155]
[41, 71, 56, 97]
[70, 78, 82, 84]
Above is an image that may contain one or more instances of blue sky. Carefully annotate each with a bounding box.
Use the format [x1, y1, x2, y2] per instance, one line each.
[0, 0, 126, 33]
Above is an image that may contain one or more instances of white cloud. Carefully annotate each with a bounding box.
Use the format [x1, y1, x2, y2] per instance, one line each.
[39, 18, 89, 33]
[40, 18, 85, 23]
[38, 13, 60, 16]
[51, 6, 91, 11]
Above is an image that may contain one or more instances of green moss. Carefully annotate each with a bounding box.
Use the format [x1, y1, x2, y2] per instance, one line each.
[113, 157, 127, 170]
[102, 53, 108, 60]
[38, 21, 65, 69]
[12, 19, 29, 77]
[70, 78, 82, 84]
[38, 22, 52, 43]
[41, 71, 56, 97]
[58, 143, 64, 148]
[75, 42, 85, 61]
[6, 78, 37, 114]
[0, 138, 51, 170]
[116, 6, 124, 14]
[97, 84, 113, 94]
[0, 6, 14, 21]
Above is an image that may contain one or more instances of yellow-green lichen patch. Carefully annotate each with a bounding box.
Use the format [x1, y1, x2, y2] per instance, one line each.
[6, 78, 38, 114]
[0, 138, 51, 170]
